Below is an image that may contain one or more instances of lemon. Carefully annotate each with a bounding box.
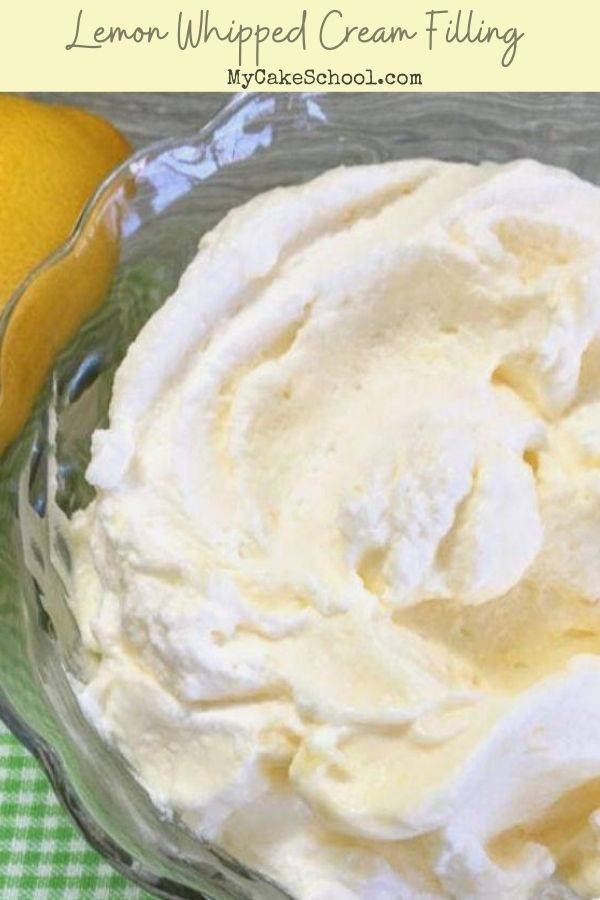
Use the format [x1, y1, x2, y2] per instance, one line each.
[0, 95, 132, 450]
[0, 94, 131, 304]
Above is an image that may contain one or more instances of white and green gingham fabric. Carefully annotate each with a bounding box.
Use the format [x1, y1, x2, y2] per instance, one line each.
[0, 722, 153, 899]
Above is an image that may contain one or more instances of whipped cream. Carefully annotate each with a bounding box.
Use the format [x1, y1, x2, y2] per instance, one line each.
[69, 158, 600, 900]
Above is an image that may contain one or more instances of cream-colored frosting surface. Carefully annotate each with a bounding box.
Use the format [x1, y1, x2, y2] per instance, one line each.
[70, 158, 600, 899]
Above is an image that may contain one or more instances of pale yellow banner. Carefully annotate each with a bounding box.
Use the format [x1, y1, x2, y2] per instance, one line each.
[0, 0, 595, 90]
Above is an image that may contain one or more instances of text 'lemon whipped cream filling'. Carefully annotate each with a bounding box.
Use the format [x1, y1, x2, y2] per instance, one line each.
[69, 158, 600, 900]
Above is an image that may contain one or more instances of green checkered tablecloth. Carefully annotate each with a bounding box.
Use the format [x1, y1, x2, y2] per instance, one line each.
[0, 722, 153, 899]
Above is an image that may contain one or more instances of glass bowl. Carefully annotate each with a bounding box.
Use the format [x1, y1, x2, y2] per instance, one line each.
[0, 92, 595, 900]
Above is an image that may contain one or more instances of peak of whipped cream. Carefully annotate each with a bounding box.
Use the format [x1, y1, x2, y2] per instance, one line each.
[70, 158, 600, 900]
